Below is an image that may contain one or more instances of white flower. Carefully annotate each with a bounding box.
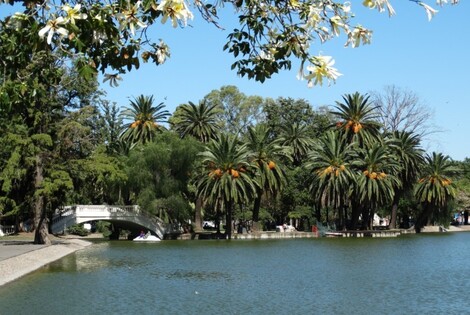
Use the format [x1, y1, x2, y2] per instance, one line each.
[329, 16, 344, 37]
[38, 17, 68, 45]
[157, 0, 194, 28]
[345, 25, 372, 48]
[298, 55, 342, 87]
[380, 0, 395, 16]
[363, 0, 395, 17]
[419, 2, 438, 21]
[155, 40, 170, 64]
[62, 4, 87, 24]
[258, 50, 275, 61]
[118, 1, 147, 35]
[305, 5, 322, 29]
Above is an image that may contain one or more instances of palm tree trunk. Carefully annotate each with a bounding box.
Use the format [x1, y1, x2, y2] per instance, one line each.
[337, 196, 345, 231]
[194, 197, 203, 232]
[415, 204, 433, 233]
[33, 155, 51, 245]
[369, 208, 375, 230]
[389, 193, 401, 229]
[251, 188, 262, 232]
[389, 204, 398, 229]
[225, 200, 233, 239]
[361, 207, 370, 230]
[350, 203, 361, 230]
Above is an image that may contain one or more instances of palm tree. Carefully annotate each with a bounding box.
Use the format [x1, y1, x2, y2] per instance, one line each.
[245, 124, 289, 232]
[173, 101, 220, 143]
[120, 95, 170, 145]
[196, 134, 258, 239]
[306, 131, 355, 229]
[279, 123, 314, 166]
[354, 141, 401, 229]
[387, 131, 425, 228]
[331, 92, 381, 145]
[172, 100, 220, 231]
[414, 152, 456, 232]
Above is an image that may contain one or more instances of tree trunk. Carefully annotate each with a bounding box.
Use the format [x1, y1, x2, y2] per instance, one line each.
[350, 203, 361, 230]
[361, 207, 370, 230]
[315, 205, 321, 224]
[215, 211, 221, 234]
[389, 203, 398, 229]
[389, 193, 401, 229]
[33, 155, 51, 245]
[225, 200, 233, 240]
[369, 208, 375, 230]
[415, 204, 432, 233]
[194, 197, 203, 232]
[251, 188, 262, 233]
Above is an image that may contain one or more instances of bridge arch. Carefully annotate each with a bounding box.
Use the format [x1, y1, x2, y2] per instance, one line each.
[51, 205, 170, 239]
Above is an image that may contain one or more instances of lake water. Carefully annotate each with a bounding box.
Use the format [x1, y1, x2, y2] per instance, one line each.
[1, 233, 470, 315]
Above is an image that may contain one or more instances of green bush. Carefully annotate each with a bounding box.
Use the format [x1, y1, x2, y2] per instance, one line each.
[67, 224, 89, 236]
[95, 221, 111, 238]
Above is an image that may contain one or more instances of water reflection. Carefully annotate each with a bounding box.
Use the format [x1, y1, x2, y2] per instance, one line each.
[45, 242, 112, 273]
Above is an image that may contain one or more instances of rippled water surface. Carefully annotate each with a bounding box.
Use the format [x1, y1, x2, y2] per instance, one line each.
[1, 233, 470, 314]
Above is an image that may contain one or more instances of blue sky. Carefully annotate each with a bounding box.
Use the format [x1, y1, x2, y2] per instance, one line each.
[2, 2, 469, 160]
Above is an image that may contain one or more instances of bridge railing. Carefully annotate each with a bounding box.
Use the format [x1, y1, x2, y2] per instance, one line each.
[55, 205, 141, 215]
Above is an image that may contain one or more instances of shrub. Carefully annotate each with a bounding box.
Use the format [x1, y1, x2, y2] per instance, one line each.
[67, 224, 90, 236]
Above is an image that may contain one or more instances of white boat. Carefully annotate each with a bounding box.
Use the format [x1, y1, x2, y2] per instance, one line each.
[133, 232, 161, 242]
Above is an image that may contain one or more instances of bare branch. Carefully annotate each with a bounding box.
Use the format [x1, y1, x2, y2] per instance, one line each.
[369, 85, 440, 140]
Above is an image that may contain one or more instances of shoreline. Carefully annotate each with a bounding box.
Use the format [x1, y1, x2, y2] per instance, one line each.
[0, 237, 92, 287]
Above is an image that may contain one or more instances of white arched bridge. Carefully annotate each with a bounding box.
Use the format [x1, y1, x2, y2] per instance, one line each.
[51, 205, 173, 239]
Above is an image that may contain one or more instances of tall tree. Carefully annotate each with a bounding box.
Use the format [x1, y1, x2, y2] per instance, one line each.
[355, 142, 400, 229]
[170, 100, 220, 231]
[0, 16, 120, 243]
[124, 132, 202, 224]
[414, 152, 456, 231]
[387, 131, 425, 228]
[306, 131, 355, 229]
[453, 158, 470, 223]
[196, 134, 258, 239]
[245, 124, 289, 232]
